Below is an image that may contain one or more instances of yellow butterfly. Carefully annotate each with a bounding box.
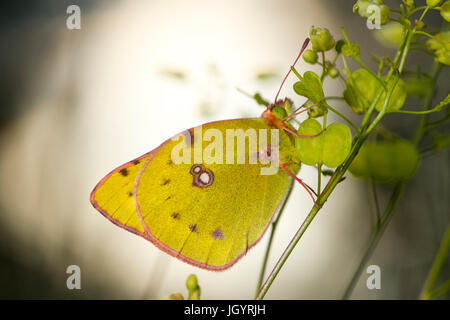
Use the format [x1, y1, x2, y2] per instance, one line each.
[90, 39, 317, 270]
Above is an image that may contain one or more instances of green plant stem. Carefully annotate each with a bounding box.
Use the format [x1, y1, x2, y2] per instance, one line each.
[256, 7, 436, 298]
[413, 63, 442, 145]
[326, 103, 360, 133]
[399, 7, 429, 74]
[255, 180, 294, 296]
[342, 182, 405, 299]
[415, 30, 434, 39]
[370, 181, 381, 229]
[425, 279, 450, 300]
[320, 51, 326, 81]
[256, 127, 372, 300]
[341, 61, 442, 300]
[420, 226, 450, 300]
[255, 199, 322, 299]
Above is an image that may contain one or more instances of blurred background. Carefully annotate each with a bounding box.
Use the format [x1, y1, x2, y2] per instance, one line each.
[0, 0, 448, 299]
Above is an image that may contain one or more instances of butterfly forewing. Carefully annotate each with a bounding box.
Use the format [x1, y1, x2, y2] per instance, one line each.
[134, 118, 300, 270]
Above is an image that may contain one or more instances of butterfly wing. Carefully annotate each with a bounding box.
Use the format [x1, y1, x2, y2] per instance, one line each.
[134, 118, 300, 270]
[90, 150, 157, 238]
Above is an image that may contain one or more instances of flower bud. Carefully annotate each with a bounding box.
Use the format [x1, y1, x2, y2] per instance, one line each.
[426, 0, 442, 8]
[302, 49, 318, 64]
[309, 26, 335, 52]
[441, 1, 450, 22]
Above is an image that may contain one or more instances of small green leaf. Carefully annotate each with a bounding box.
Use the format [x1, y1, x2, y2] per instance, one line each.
[441, 1, 450, 22]
[293, 71, 325, 109]
[342, 43, 360, 57]
[426, 31, 450, 65]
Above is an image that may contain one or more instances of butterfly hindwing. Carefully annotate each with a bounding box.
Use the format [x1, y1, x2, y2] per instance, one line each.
[90, 151, 156, 238]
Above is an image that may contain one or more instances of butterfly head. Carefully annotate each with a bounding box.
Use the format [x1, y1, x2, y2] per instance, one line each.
[262, 98, 293, 127]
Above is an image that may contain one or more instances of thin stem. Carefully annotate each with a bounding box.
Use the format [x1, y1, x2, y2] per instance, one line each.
[325, 104, 359, 133]
[342, 182, 405, 299]
[413, 63, 442, 145]
[399, 7, 429, 74]
[371, 180, 381, 230]
[407, 6, 427, 17]
[342, 62, 441, 301]
[420, 226, 450, 299]
[320, 51, 326, 81]
[415, 30, 434, 39]
[256, 203, 321, 299]
[255, 180, 295, 296]
[425, 279, 450, 300]
[256, 7, 433, 300]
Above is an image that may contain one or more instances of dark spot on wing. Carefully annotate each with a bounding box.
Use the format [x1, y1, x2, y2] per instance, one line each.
[165, 195, 172, 201]
[127, 191, 133, 197]
[161, 178, 170, 186]
[132, 159, 140, 165]
[119, 168, 129, 177]
[212, 227, 224, 240]
[190, 164, 214, 188]
[171, 213, 180, 219]
[167, 159, 174, 165]
[189, 224, 198, 232]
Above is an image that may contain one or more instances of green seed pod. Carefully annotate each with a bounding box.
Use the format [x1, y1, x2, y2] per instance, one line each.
[375, 76, 407, 112]
[295, 119, 352, 168]
[272, 106, 287, 119]
[403, 72, 433, 98]
[321, 123, 352, 168]
[335, 39, 346, 53]
[426, 31, 450, 65]
[378, 5, 390, 25]
[342, 42, 360, 57]
[343, 86, 366, 115]
[295, 119, 324, 166]
[186, 274, 198, 291]
[353, 0, 384, 18]
[374, 23, 403, 48]
[353, 0, 389, 25]
[349, 139, 420, 182]
[344, 69, 407, 113]
[302, 49, 318, 64]
[403, 0, 415, 9]
[414, 20, 425, 30]
[328, 67, 339, 78]
[426, 0, 442, 8]
[441, 1, 450, 22]
[309, 26, 335, 52]
[190, 287, 201, 300]
[169, 293, 184, 300]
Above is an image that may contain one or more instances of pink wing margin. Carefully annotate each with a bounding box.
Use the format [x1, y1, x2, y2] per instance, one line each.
[89, 150, 157, 240]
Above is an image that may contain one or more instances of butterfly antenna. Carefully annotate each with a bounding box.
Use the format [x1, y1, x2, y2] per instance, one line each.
[273, 37, 310, 104]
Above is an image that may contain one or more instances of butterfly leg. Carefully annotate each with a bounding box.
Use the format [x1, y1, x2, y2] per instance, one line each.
[280, 163, 322, 208]
[280, 124, 326, 139]
[280, 100, 322, 122]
